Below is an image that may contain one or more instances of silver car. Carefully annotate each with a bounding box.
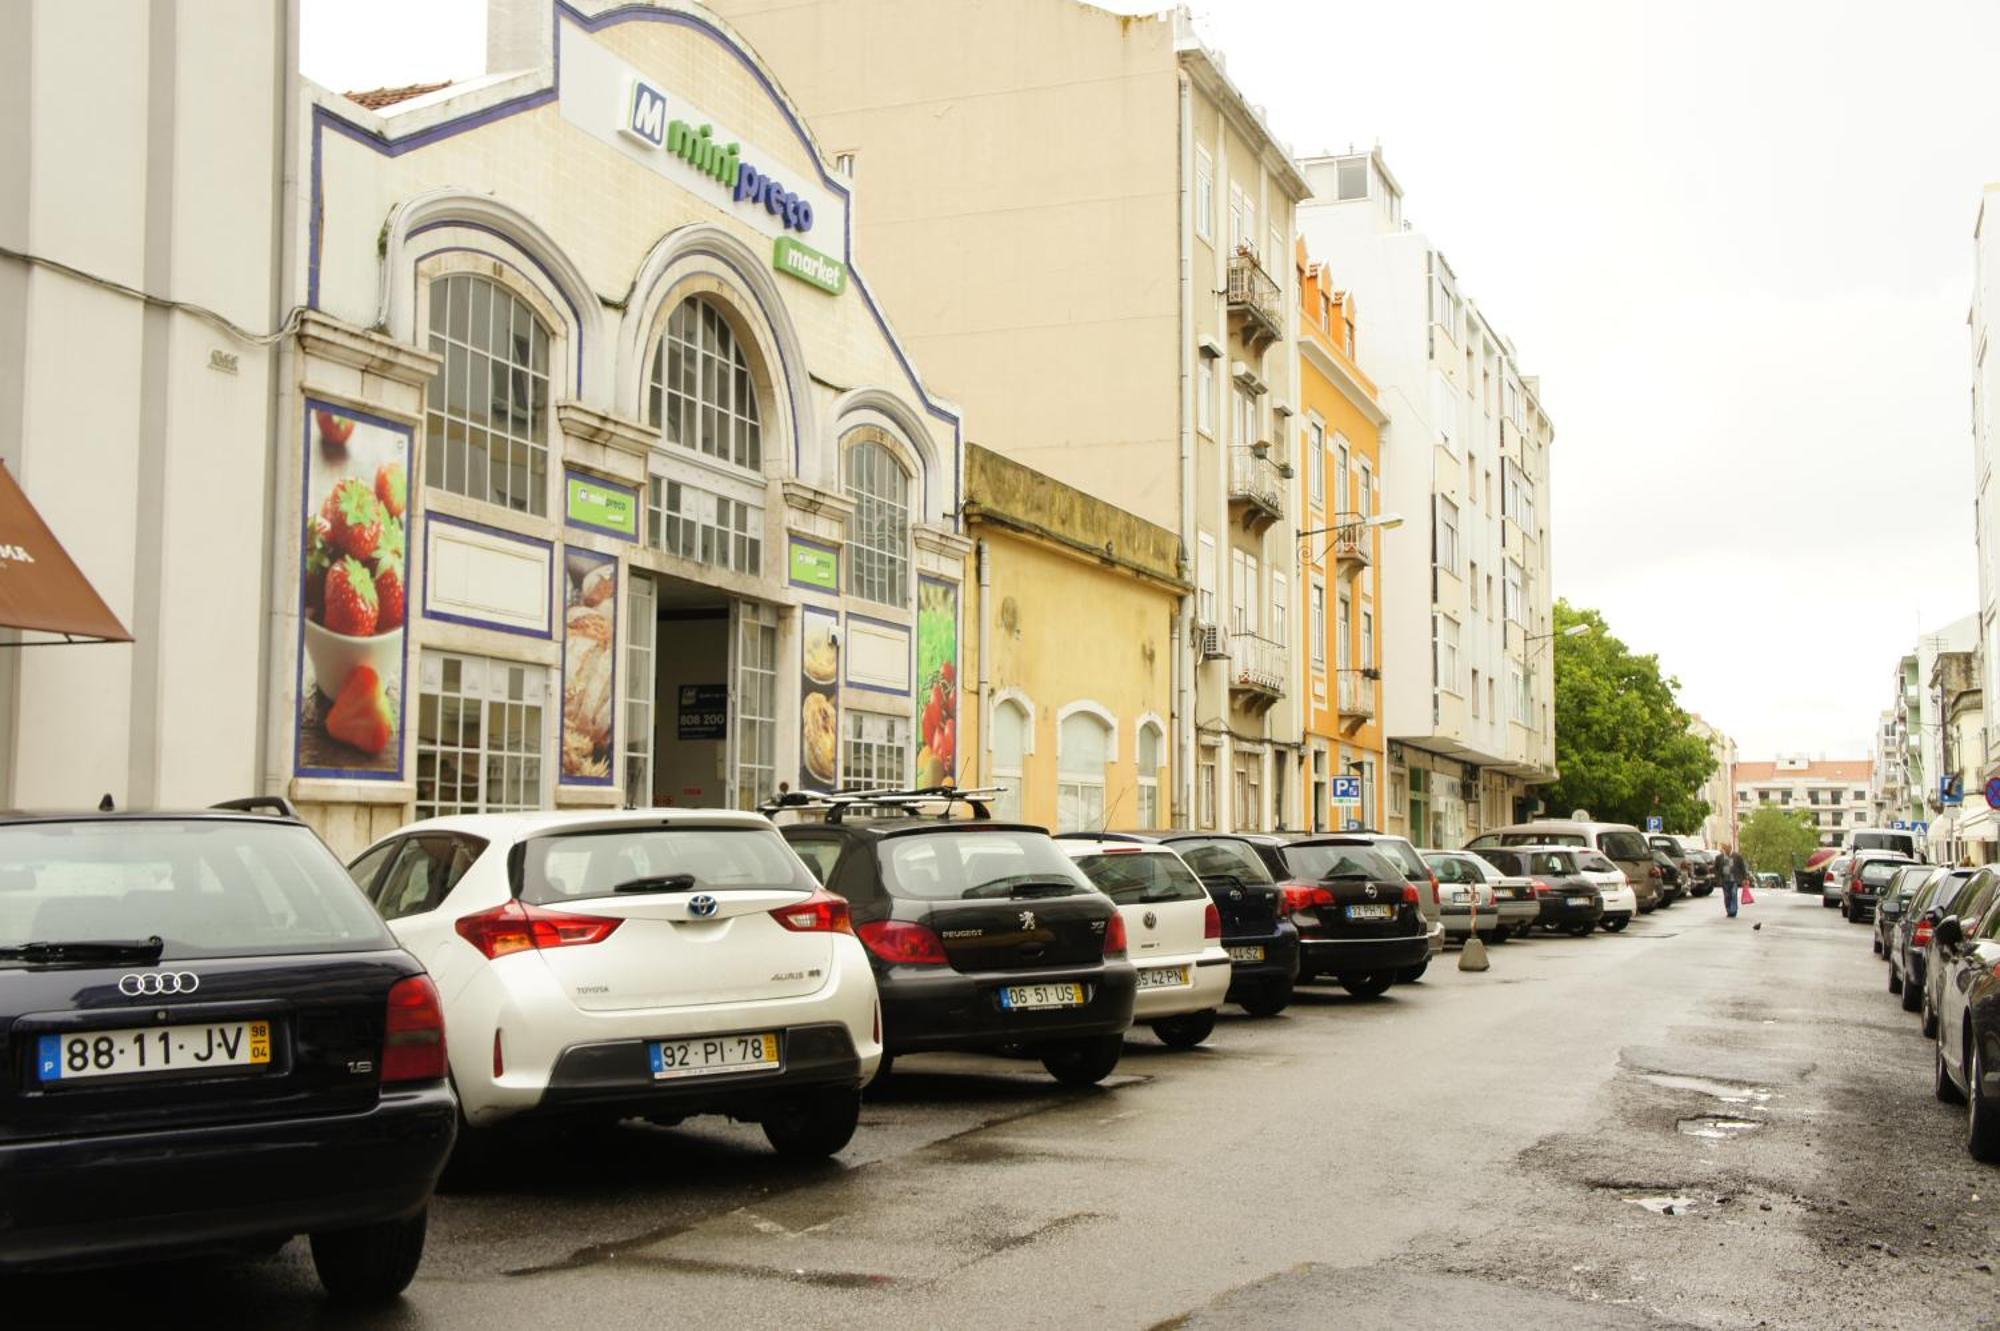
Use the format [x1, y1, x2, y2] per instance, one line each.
[1423, 850, 1540, 941]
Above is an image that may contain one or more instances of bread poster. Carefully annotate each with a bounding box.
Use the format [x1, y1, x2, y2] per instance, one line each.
[799, 605, 840, 793]
[561, 547, 618, 785]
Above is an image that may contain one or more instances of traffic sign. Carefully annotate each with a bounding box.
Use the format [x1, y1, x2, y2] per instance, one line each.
[1986, 776, 2000, 811]
[1331, 775, 1362, 807]
[1942, 775, 1964, 806]
[1891, 820, 1907, 830]
[1345, 818, 1363, 831]
[1646, 816, 1664, 833]
[1916, 820, 1930, 834]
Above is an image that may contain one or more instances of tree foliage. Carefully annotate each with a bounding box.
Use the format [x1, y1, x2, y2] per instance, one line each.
[1738, 807, 1821, 875]
[1544, 601, 1715, 834]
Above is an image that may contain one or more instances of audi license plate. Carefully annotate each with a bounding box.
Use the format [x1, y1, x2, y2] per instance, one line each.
[37, 1021, 271, 1083]
[1136, 965, 1191, 990]
[1567, 896, 1596, 909]
[999, 982, 1085, 1010]
[650, 1032, 779, 1080]
[1346, 904, 1395, 920]
[1227, 945, 1266, 963]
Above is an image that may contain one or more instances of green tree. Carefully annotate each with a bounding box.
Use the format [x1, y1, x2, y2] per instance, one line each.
[1738, 806, 1820, 875]
[1544, 601, 1715, 833]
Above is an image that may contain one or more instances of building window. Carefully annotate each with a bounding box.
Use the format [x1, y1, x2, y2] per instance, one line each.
[1338, 592, 1353, 671]
[1198, 748, 1218, 829]
[1504, 561, 1523, 624]
[1197, 532, 1218, 625]
[842, 712, 907, 792]
[650, 297, 763, 472]
[736, 604, 778, 809]
[647, 477, 763, 575]
[1333, 434, 1350, 513]
[1136, 721, 1164, 829]
[1196, 147, 1214, 242]
[1307, 420, 1325, 508]
[1437, 615, 1461, 695]
[1471, 668, 1482, 718]
[1358, 461, 1373, 517]
[1469, 561, 1481, 612]
[1510, 666, 1529, 723]
[1229, 182, 1251, 251]
[1057, 709, 1112, 834]
[1310, 578, 1327, 669]
[1198, 358, 1216, 435]
[1436, 498, 1460, 576]
[1234, 386, 1260, 448]
[1361, 609, 1374, 669]
[845, 437, 911, 608]
[1358, 758, 1376, 828]
[991, 698, 1030, 821]
[1233, 754, 1262, 831]
[425, 273, 551, 515]
[1270, 571, 1288, 647]
[416, 652, 547, 818]
[1336, 156, 1368, 201]
[1230, 548, 1259, 635]
[623, 574, 656, 805]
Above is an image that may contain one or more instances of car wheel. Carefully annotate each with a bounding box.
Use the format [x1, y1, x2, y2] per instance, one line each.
[1397, 962, 1428, 983]
[1888, 963, 1902, 994]
[1822, 897, 1838, 908]
[1638, 902, 1657, 915]
[310, 1207, 427, 1306]
[1901, 972, 1922, 1013]
[1477, 928, 1501, 944]
[1152, 1010, 1218, 1050]
[1969, 1042, 2000, 1164]
[1873, 935, 1883, 954]
[1566, 923, 1595, 938]
[1339, 973, 1394, 1000]
[762, 1084, 862, 1159]
[1601, 917, 1629, 933]
[1295, 966, 1319, 984]
[1041, 1033, 1124, 1087]
[1923, 995, 1940, 1040]
[1237, 976, 1292, 1018]
[1937, 1037, 1966, 1105]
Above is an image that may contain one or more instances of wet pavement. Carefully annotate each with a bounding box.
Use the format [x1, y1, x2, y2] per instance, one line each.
[12, 888, 1999, 1329]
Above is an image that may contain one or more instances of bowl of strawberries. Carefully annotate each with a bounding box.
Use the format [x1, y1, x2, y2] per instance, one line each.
[303, 460, 407, 721]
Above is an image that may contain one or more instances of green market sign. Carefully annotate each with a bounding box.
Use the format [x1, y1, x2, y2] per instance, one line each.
[565, 473, 638, 541]
[788, 537, 838, 591]
[774, 236, 846, 295]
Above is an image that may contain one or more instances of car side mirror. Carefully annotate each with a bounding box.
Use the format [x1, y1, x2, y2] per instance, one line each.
[1935, 916, 1965, 950]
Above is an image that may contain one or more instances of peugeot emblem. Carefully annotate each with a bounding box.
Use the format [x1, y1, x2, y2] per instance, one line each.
[1018, 909, 1037, 931]
[117, 971, 197, 997]
[1142, 911, 1158, 929]
[688, 893, 718, 918]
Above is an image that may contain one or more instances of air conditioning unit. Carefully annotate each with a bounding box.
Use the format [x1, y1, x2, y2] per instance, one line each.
[1195, 623, 1228, 660]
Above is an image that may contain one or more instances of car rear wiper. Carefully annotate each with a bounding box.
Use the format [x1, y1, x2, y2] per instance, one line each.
[961, 877, 1076, 900]
[0, 937, 165, 964]
[611, 873, 697, 894]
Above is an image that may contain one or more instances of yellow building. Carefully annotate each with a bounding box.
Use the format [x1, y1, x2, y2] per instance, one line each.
[959, 446, 1184, 832]
[1294, 243, 1390, 830]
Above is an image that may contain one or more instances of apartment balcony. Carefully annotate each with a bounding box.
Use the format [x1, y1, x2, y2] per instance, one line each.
[1227, 630, 1287, 710]
[1331, 527, 1371, 578]
[1226, 249, 1284, 351]
[1228, 446, 1286, 532]
[1337, 668, 1377, 733]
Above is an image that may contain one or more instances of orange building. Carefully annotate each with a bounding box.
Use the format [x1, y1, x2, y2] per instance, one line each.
[1294, 241, 1389, 830]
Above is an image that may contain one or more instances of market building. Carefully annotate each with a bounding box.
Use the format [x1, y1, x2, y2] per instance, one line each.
[2, 0, 968, 854]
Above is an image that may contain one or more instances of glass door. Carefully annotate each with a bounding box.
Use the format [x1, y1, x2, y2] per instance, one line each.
[622, 573, 656, 807]
[731, 601, 778, 810]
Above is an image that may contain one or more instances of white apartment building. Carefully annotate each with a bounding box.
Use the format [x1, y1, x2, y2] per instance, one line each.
[1295, 150, 1557, 846]
[1971, 186, 2000, 807]
[1687, 713, 1736, 849]
[1733, 758, 1874, 848]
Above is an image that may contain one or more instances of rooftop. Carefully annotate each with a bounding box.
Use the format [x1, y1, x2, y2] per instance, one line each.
[342, 81, 454, 110]
[1732, 760, 1872, 784]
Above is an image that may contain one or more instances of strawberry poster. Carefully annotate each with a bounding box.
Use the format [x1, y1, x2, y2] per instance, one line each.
[294, 400, 410, 780]
[914, 577, 958, 787]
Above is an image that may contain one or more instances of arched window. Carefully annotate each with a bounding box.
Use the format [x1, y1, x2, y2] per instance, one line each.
[649, 297, 762, 472]
[425, 273, 551, 515]
[991, 698, 1029, 823]
[1136, 721, 1164, 829]
[844, 434, 910, 608]
[1057, 709, 1112, 834]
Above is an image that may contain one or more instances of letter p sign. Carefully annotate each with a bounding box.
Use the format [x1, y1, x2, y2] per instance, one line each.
[624, 79, 668, 148]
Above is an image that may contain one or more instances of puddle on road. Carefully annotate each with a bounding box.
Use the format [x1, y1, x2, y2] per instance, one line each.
[1677, 1114, 1763, 1139]
[1642, 1072, 1773, 1104]
[1626, 1195, 1698, 1216]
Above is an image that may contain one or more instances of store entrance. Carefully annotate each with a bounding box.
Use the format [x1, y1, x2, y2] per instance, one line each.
[627, 573, 778, 811]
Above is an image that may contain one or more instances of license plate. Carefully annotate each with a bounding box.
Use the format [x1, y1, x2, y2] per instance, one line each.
[37, 1021, 271, 1082]
[1227, 945, 1266, 963]
[1346, 904, 1395, 920]
[1567, 897, 1595, 908]
[1137, 965, 1191, 991]
[999, 982, 1086, 1010]
[649, 1032, 779, 1080]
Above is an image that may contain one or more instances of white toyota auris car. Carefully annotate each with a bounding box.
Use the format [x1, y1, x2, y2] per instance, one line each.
[1059, 839, 1231, 1047]
[346, 809, 881, 1159]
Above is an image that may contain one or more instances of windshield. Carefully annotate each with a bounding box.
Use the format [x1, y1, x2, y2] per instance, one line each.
[1598, 831, 1652, 860]
[1071, 851, 1207, 904]
[1366, 836, 1430, 882]
[1477, 831, 1587, 848]
[1858, 861, 1905, 887]
[1851, 832, 1913, 852]
[1166, 838, 1277, 886]
[520, 825, 814, 905]
[881, 830, 1093, 901]
[1283, 843, 1404, 881]
[0, 819, 393, 963]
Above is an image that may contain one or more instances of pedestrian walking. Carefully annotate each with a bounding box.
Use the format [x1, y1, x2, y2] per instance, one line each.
[1719, 844, 1749, 918]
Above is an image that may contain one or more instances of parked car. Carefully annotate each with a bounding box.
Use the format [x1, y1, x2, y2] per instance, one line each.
[1756, 871, 1784, 894]
[0, 800, 455, 1303]
[1922, 868, 2000, 1041]
[1165, 834, 1427, 999]
[1466, 846, 1608, 936]
[1649, 849, 1685, 905]
[1577, 851, 1642, 932]
[1843, 827, 1925, 861]
[1820, 855, 1853, 909]
[1310, 830, 1445, 971]
[1422, 849, 1541, 941]
[1929, 890, 2000, 1161]
[1684, 847, 1720, 896]
[1841, 851, 1916, 924]
[1891, 867, 1973, 1013]
[354, 807, 880, 1154]
[1874, 863, 1932, 957]
[1798, 847, 1839, 892]
[1467, 820, 1662, 913]
[1648, 834, 1697, 899]
[1097, 832, 1298, 1017]
[1059, 839, 1231, 1048]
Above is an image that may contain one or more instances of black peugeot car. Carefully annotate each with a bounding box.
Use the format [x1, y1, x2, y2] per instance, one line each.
[1470, 846, 1606, 935]
[0, 800, 456, 1303]
[1110, 832, 1300, 1015]
[777, 791, 1137, 1086]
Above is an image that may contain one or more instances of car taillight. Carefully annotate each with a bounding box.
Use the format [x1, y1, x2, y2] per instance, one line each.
[1403, 884, 1421, 905]
[1914, 920, 1934, 947]
[770, 890, 854, 934]
[1649, 865, 1663, 880]
[1104, 912, 1128, 957]
[1203, 902, 1222, 939]
[1428, 873, 1440, 905]
[1281, 883, 1334, 914]
[1531, 879, 1553, 896]
[381, 974, 446, 1084]
[856, 919, 949, 965]
[454, 900, 623, 959]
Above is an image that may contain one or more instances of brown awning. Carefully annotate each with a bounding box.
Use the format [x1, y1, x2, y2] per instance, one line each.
[0, 462, 131, 644]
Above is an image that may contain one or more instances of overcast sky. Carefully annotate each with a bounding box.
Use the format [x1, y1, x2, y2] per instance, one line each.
[303, 0, 2000, 761]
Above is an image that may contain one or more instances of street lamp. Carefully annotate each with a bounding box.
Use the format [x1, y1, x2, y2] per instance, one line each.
[1298, 511, 1404, 566]
[1524, 623, 1591, 643]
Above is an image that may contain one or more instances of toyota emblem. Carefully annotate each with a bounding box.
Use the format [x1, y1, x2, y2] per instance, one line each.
[117, 971, 198, 997]
[688, 894, 718, 918]
[1142, 911, 1158, 929]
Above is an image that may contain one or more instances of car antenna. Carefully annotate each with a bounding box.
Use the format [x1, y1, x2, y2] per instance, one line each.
[98, 793, 115, 812]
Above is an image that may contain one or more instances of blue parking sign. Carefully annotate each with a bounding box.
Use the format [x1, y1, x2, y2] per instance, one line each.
[1331, 775, 1362, 806]
[1646, 816, 1663, 833]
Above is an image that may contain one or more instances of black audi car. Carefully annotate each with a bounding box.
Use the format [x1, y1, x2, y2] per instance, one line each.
[1090, 831, 1300, 1016]
[0, 800, 456, 1303]
[1469, 846, 1607, 935]
[777, 792, 1137, 1086]
[1892, 867, 1971, 1014]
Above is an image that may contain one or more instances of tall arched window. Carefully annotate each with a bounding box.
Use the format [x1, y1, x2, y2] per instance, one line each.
[649, 297, 762, 472]
[991, 698, 1029, 823]
[425, 272, 551, 514]
[1057, 709, 1112, 834]
[844, 433, 910, 608]
[1136, 721, 1164, 829]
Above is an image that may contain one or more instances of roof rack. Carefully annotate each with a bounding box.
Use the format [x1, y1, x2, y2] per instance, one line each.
[758, 785, 1003, 824]
[211, 796, 302, 820]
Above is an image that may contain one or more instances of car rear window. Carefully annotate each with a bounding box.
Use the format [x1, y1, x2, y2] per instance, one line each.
[1070, 851, 1206, 905]
[1858, 861, 1904, 886]
[1480, 832, 1587, 848]
[1598, 831, 1651, 860]
[881, 830, 1093, 901]
[1166, 838, 1276, 886]
[1367, 836, 1430, 882]
[1281, 843, 1404, 881]
[0, 820, 394, 962]
[1578, 852, 1617, 874]
[1850, 832, 1914, 853]
[1521, 850, 1577, 876]
[520, 825, 814, 904]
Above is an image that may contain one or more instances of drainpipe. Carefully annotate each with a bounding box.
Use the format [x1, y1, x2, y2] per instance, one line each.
[976, 536, 991, 789]
[1175, 71, 1196, 828]
[256, 0, 298, 797]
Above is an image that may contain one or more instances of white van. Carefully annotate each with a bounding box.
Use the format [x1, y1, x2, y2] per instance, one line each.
[1843, 828, 1924, 861]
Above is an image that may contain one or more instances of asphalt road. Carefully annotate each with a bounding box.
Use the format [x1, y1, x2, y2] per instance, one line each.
[13, 887, 1999, 1329]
